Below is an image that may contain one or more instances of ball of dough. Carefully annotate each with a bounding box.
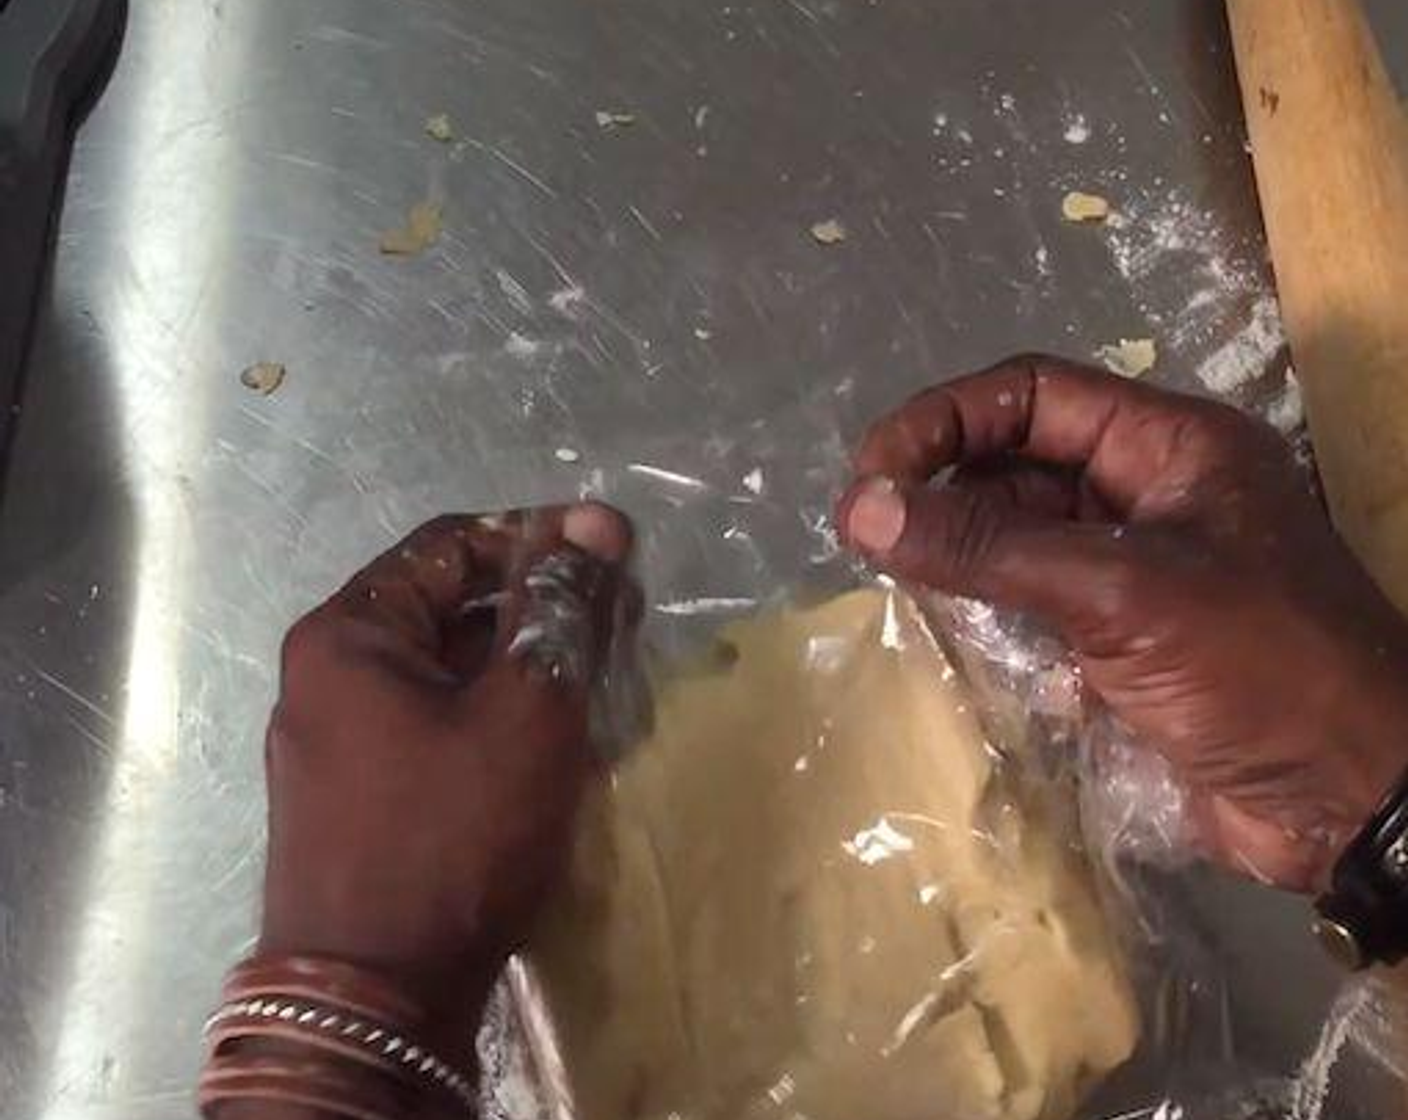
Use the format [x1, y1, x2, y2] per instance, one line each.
[529, 589, 1139, 1120]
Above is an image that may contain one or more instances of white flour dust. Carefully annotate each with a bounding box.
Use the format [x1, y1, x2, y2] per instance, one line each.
[1195, 294, 1285, 396]
[655, 596, 758, 617]
[1100, 186, 1288, 404]
[504, 332, 546, 360]
[1287, 982, 1372, 1120]
[1264, 370, 1304, 434]
[548, 284, 587, 317]
[1062, 112, 1091, 144]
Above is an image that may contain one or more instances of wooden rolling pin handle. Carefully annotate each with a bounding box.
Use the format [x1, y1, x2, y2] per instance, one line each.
[1227, 0, 1408, 612]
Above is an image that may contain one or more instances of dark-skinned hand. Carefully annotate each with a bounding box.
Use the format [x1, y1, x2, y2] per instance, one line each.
[838, 355, 1408, 893]
[255, 502, 633, 1079]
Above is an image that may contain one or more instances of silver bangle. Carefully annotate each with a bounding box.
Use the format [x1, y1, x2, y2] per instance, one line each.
[204, 997, 475, 1112]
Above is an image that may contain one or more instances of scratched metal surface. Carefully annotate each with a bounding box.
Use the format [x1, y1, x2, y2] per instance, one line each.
[2, 0, 1407, 1118]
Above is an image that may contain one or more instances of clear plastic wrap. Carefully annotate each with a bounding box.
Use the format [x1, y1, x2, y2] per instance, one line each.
[468, 398, 1407, 1120]
[925, 594, 1202, 911]
[525, 584, 1139, 1120]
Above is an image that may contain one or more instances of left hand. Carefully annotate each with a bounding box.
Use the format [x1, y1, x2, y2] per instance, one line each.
[257, 503, 634, 1063]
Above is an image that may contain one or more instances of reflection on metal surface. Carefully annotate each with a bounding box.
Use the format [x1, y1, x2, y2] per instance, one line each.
[1, 0, 1406, 1117]
[38, 3, 233, 1113]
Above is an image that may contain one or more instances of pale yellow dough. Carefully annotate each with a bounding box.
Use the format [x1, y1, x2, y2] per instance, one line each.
[1060, 190, 1112, 223]
[529, 589, 1138, 1120]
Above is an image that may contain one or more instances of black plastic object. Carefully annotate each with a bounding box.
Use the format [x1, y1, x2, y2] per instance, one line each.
[1315, 768, 1408, 969]
[0, 0, 125, 453]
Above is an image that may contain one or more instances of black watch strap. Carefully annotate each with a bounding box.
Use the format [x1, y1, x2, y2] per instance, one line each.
[1314, 771, 1408, 969]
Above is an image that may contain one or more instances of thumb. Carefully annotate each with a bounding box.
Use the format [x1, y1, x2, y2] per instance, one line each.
[840, 476, 1145, 646]
[490, 503, 633, 697]
[455, 505, 635, 783]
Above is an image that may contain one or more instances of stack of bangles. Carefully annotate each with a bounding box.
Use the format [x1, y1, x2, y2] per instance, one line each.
[199, 955, 475, 1119]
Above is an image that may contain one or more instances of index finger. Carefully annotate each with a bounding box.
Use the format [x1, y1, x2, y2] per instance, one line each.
[854, 355, 1256, 515]
[334, 505, 634, 659]
[335, 514, 516, 652]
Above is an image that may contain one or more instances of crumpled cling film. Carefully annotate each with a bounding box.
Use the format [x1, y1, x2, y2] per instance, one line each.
[920, 592, 1202, 884]
[918, 590, 1408, 1120]
[519, 584, 1141, 1120]
[469, 576, 1408, 1120]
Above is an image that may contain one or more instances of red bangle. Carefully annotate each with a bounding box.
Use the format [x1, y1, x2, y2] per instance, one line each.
[201, 955, 476, 1118]
[199, 1051, 424, 1120]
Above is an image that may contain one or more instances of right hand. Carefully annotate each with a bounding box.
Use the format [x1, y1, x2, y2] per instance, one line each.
[838, 355, 1408, 892]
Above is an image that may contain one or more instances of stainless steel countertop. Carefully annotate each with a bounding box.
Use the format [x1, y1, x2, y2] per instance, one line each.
[3, 2, 1406, 1117]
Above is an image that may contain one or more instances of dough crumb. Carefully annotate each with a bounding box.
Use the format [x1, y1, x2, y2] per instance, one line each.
[1061, 190, 1112, 224]
[380, 201, 443, 256]
[810, 218, 847, 245]
[240, 362, 286, 396]
[555, 447, 583, 464]
[425, 113, 455, 142]
[1097, 338, 1158, 378]
[595, 110, 637, 129]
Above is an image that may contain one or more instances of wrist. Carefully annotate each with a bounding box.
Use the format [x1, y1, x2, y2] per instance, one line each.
[210, 1045, 402, 1120]
[217, 1102, 342, 1120]
[253, 931, 498, 1070]
[1331, 669, 1408, 831]
[1310, 658, 1408, 889]
[202, 955, 483, 1120]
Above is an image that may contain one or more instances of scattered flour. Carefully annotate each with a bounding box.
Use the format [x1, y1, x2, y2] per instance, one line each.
[1194, 294, 1285, 395]
[1062, 113, 1091, 144]
[495, 269, 534, 315]
[1288, 982, 1371, 1120]
[1099, 186, 1287, 401]
[548, 284, 587, 317]
[504, 332, 545, 359]
[594, 109, 637, 129]
[655, 597, 758, 616]
[1264, 369, 1304, 434]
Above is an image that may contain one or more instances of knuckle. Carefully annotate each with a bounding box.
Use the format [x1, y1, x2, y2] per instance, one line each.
[1183, 398, 1279, 458]
[419, 513, 472, 539]
[1003, 352, 1085, 385]
[948, 495, 998, 578]
[279, 610, 336, 675]
[1091, 552, 1152, 621]
[1006, 350, 1063, 373]
[915, 490, 1000, 586]
[265, 700, 297, 760]
[401, 513, 473, 554]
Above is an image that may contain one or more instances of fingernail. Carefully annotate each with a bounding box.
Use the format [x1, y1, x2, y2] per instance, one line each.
[563, 502, 629, 563]
[847, 478, 906, 553]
